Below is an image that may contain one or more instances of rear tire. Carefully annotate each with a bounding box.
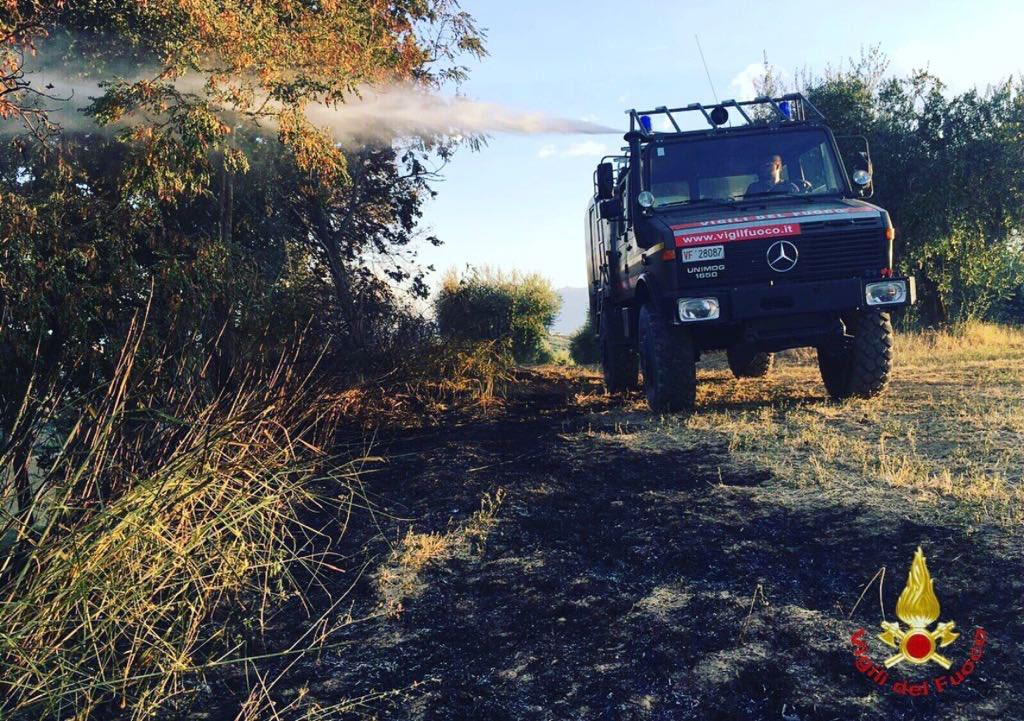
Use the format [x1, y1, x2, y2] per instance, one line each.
[638, 304, 696, 412]
[600, 305, 638, 393]
[817, 310, 894, 400]
[727, 348, 774, 378]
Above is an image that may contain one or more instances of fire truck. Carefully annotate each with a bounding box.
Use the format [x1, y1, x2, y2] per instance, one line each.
[585, 94, 914, 411]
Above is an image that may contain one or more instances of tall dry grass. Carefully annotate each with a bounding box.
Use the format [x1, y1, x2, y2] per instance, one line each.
[0, 315, 356, 719]
[896, 319, 1024, 362]
[0, 300, 522, 719]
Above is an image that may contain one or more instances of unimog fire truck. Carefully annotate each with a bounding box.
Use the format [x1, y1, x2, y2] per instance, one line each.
[585, 94, 915, 412]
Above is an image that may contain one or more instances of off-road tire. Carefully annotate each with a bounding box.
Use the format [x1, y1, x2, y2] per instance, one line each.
[726, 348, 774, 378]
[638, 304, 696, 413]
[817, 311, 894, 401]
[599, 305, 639, 393]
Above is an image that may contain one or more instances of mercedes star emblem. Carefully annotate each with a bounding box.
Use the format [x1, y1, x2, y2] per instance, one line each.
[766, 240, 799, 272]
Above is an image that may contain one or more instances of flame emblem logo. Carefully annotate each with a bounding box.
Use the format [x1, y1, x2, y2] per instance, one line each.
[879, 547, 960, 668]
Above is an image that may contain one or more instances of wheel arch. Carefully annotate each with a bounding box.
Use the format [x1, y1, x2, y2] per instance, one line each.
[632, 273, 663, 339]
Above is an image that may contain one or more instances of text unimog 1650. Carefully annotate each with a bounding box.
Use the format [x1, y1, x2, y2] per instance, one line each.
[584, 94, 916, 412]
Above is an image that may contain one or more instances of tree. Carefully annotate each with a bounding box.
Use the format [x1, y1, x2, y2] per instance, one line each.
[0, 1, 484, 526]
[757, 48, 1024, 326]
[276, 142, 450, 349]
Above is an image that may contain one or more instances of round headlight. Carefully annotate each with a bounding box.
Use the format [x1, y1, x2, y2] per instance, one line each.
[852, 169, 871, 186]
[637, 191, 655, 209]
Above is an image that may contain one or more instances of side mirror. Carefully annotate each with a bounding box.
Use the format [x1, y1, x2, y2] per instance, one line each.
[596, 162, 614, 200]
[598, 198, 623, 220]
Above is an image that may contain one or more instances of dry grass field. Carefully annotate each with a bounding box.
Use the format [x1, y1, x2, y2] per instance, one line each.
[600, 322, 1024, 528]
[38, 322, 1015, 720]
[221, 322, 1024, 721]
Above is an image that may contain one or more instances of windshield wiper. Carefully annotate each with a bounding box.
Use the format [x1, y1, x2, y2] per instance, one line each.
[739, 190, 791, 199]
[738, 190, 843, 203]
[657, 197, 738, 211]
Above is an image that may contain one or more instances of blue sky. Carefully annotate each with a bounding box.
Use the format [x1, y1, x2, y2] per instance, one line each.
[418, 0, 1024, 289]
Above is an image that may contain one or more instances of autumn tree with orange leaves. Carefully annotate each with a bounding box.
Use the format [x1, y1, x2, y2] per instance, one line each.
[0, 0, 483, 568]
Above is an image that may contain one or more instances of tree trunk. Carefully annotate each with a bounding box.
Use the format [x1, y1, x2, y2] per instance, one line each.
[312, 200, 367, 348]
[915, 271, 948, 327]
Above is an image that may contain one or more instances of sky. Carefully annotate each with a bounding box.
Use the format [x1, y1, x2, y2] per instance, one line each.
[416, 0, 1024, 289]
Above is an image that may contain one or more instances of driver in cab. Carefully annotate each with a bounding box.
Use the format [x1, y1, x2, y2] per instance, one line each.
[745, 154, 809, 195]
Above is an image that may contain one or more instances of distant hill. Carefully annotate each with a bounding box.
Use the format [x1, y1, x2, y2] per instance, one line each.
[553, 287, 588, 334]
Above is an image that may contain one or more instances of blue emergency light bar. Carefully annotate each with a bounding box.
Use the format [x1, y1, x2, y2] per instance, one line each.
[627, 93, 824, 135]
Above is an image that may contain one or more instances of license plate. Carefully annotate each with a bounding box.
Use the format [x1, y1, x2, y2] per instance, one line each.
[679, 244, 724, 263]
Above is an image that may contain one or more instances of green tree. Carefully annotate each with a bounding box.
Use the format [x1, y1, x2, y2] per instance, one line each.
[760, 48, 1024, 326]
[569, 308, 599, 365]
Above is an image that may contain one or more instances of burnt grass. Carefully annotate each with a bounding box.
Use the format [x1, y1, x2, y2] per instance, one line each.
[191, 370, 1024, 721]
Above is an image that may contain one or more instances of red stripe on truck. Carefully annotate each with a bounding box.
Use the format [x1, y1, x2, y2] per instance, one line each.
[674, 222, 802, 247]
[669, 206, 877, 231]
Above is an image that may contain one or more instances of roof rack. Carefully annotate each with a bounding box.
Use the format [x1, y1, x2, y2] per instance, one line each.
[627, 93, 825, 134]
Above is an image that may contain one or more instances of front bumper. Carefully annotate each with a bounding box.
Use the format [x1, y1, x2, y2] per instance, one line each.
[674, 275, 915, 324]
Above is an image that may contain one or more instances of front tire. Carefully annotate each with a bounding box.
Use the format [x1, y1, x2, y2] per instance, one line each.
[727, 348, 774, 378]
[638, 304, 696, 412]
[817, 311, 894, 400]
[600, 305, 639, 393]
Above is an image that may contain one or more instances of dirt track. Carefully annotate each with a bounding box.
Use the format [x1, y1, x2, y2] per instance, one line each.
[194, 367, 1024, 721]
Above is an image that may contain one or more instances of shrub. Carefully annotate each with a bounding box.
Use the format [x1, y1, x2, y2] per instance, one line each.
[549, 348, 573, 366]
[569, 309, 600, 365]
[435, 268, 561, 364]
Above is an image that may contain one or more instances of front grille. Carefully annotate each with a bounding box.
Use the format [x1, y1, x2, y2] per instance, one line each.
[679, 222, 886, 285]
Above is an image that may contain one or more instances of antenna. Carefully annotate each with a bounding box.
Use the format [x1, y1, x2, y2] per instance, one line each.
[695, 34, 719, 104]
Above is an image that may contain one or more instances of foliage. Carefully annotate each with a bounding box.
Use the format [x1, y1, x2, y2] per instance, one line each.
[994, 282, 1024, 326]
[1, 0, 484, 528]
[1, 3, 486, 718]
[569, 308, 600, 365]
[4, 1, 484, 153]
[435, 268, 561, 364]
[759, 47, 1024, 326]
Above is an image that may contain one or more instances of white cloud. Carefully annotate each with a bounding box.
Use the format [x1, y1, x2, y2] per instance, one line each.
[537, 140, 611, 159]
[729, 62, 767, 100]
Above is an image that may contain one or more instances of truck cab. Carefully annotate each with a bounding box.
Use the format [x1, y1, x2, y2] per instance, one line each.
[585, 94, 915, 412]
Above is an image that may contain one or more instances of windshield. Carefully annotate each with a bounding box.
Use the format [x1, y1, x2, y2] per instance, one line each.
[646, 129, 847, 208]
